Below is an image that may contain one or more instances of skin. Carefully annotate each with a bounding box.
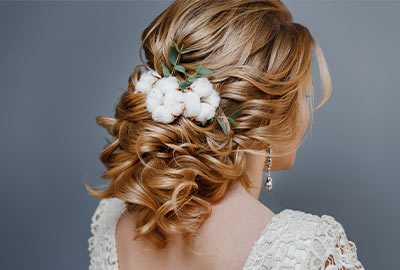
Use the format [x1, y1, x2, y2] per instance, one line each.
[115, 82, 311, 269]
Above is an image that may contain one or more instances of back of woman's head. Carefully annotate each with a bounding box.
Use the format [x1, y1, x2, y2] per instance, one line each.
[86, 0, 332, 254]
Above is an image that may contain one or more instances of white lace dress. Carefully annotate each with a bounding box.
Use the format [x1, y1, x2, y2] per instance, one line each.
[88, 198, 365, 270]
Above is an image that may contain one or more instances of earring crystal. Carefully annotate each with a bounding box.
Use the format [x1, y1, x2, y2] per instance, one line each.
[264, 145, 273, 191]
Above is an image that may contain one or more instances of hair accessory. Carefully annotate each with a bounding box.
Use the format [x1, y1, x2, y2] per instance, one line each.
[134, 37, 243, 135]
[264, 144, 273, 191]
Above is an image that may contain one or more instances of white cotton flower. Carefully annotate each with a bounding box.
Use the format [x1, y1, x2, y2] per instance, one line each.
[148, 87, 163, 101]
[151, 105, 175, 123]
[135, 70, 159, 94]
[196, 102, 216, 124]
[190, 77, 214, 98]
[182, 91, 201, 117]
[153, 76, 180, 94]
[163, 90, 184, 116]
[139, 71, 221, 124]
[204, 90, 220, 108]
[146, 94, 163, 113]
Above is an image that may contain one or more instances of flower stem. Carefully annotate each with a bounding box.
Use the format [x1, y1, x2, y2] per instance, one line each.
[171, 44, 184, 77]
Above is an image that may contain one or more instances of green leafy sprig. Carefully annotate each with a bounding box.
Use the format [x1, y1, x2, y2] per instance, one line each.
[206, 107, 244, 135]
[162, 37, 213, 91]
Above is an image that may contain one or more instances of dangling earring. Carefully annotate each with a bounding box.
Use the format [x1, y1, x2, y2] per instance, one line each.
[264, 144, 273, 191]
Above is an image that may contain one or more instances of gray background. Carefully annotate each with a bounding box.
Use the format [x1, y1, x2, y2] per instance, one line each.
[1, 1, 398, 269]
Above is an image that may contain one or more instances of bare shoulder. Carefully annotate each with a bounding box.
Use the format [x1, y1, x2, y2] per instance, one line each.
[115, 209, 142, 270]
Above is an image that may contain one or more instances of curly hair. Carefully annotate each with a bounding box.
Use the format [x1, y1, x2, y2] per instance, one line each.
[86, 0, 332, 255]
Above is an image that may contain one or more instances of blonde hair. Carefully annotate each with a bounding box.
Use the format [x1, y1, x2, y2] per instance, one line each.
[86, 0, 332, 255]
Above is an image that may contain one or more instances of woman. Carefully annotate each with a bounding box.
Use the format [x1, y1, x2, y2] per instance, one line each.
[86, 0, 365, 269]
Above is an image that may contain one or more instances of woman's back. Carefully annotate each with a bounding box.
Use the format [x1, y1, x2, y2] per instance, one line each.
[115, 188, 275, 270]
[88, 196, 365, 270]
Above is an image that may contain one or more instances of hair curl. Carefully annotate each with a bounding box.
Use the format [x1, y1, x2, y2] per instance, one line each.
[86, 0, 332, 255]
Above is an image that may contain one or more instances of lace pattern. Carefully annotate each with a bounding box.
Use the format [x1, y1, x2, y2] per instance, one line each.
[88, 198, 126, 270]
[306, 214, 365, 270]
[88, 198, 365, 270]
[243, 209, 365, 270]
[243, 209, 319, 269]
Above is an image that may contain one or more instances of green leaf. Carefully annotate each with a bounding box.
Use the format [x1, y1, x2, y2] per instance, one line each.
[179, 81, 191, 90]
[197, 68, 213, 75]
[169, 47, 178, 65]
[181, 48, 200, 54]
[170, 37, 180, 53]
[187, 76, 198, 82]
[227, 117, 238, 127]
[174, 65, 186, 74]
[228, 107, 243, 118]
[195, 65, 203, 74]
[216, 117, 227, 135]
[206, 117, 214, 124]
[161, 63, 170, 77]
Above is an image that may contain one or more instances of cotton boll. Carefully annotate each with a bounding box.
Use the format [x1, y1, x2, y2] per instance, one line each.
[148, 87, 163, 101]
[190, 77, 213, 98]
[196, 102, 216, 124]
[146, 95, 163, 113]
[152, 105, 175, 123]
[146, 87, 163, 113]
[182, 91, 201, 117]
[154, 76, 180, 94]
[163, 90, 184, 116]
[205, 90, 220, 108]
[135, 70, 158, 94]
[205, 106, 216, 119]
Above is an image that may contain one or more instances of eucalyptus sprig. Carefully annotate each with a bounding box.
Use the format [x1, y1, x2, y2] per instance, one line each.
[206, 107, 244, 135]
[162, 37, 213, 91]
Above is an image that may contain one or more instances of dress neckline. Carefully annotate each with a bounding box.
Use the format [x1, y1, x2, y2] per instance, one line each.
[110, 198, 289, 270]
[241, 209, 289, 269]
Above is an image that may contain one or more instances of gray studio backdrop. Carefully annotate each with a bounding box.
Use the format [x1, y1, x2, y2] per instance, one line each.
[1, 1, 398, 269]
